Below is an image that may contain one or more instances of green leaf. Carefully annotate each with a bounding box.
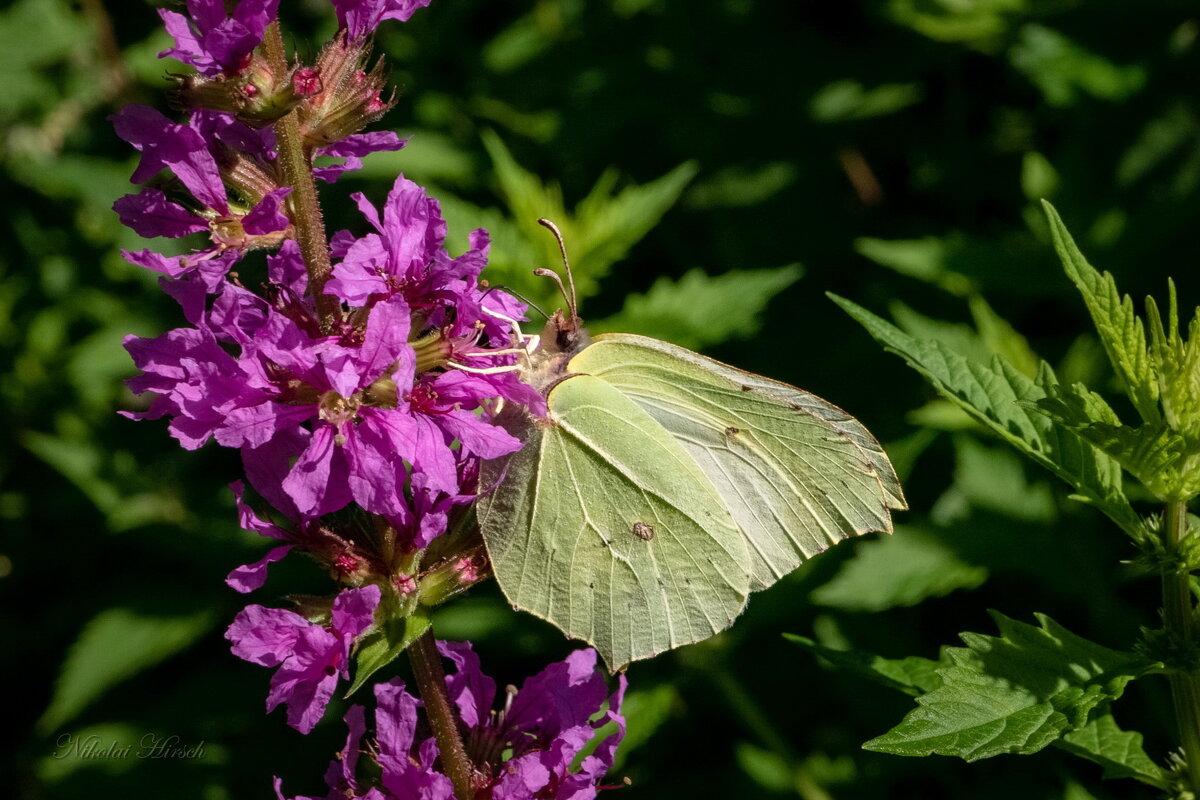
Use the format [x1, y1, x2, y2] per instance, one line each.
[1055, 707, 1169, 788]
[481, 131, 697, 312]
[38, 608, 216, 733]
[864, 612, 1158, 761]
[831, 294, 1143, 537]
[809, 80, 923, 122]
[1038, 382, 1200, 500]
[346, 612, 432, 698]
[610, 684, 679, 771]
[785, 634, 944, 696]
[810, 525, 987, 611]
[951, 437, 1057, 522]
[1041, 201, 1160, 424]
[1010, 25, 1145, 107]
[854, 235, 974, 297]
[590, 265, 802, 350]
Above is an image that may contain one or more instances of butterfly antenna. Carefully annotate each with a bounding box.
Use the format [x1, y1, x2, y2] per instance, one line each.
[536, 218, 578, 321]
[480, 284, 550, 322]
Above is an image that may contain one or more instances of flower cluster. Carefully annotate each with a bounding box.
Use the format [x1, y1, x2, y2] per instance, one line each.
[116, 0, 626, 795]
[273, 643, 626, 800]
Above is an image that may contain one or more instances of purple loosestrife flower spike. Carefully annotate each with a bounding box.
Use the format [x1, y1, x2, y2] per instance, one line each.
[226, 584, 381, 734]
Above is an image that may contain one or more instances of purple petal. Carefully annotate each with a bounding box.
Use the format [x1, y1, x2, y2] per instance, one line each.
[268, 240, 308, 295]
[323, 704, 367, 796]
[436, 408, 521, 459]
[114, 190, 206, 238]
[243, 427, 309, 520]
[373, 678, 420, 760]
[504, 649, 608, 744]
[330, 584, 381, 640]
[242, 187, 292, 235]
[226, 545, 293, 593]
[225, 604, 310, 666]
[437, 640, 497, 728]
[283, 424, 353, 516]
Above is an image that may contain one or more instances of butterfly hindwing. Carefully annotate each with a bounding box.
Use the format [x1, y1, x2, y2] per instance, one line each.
[478, 373, 751, 670]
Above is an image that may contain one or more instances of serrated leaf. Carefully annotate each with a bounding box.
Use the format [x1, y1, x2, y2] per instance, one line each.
[785, 634, 944, 696]
[1038, 382, 1200, 500]
[1041, 201, 1159, 424]
[811, 525, 987, 611]
[1055, 707, 1169, 788]
[831, 294, 1143, 537]
[345, 612, 431, 698]
[864, 612, 1157, 761]
[38, 608, 216, 733]
[590, 265, 802, 350]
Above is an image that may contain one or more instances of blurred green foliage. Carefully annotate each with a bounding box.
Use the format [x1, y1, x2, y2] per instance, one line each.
[6, 0, 1200, 797]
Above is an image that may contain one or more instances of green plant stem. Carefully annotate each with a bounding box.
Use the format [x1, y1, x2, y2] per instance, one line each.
[260, 21, 341, 330]
[408, 629, 475, 799]
[1163, 500, 1200, 789]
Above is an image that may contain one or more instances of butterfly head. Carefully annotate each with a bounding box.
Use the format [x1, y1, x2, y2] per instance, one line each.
[534, 218, 589, 358]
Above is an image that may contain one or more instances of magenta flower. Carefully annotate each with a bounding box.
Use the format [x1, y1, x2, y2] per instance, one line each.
[332, 0, 433, 41]
[112, 106, 291, 290]
[226, 584, 381, 734]
[274, 644, 625, 799]
[314, 132, 409, 183]
[225, 480, 295, 594]
[440, 642, 627, 800]
[159, 0, 281, 76]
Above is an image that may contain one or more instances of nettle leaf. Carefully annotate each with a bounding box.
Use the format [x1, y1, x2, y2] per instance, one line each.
[1055, 706, 1169, 788]
[591, 265, 802, 350]
[1041, 201, 1160, 424]
[1039, 382, 1200, 501]
[831, 295, 1143, 537]
[810, 525, 987, 612]
[1147, 286, 1200, 442]
[785, 634, 944, 697]
[864, 612, 1158, 761]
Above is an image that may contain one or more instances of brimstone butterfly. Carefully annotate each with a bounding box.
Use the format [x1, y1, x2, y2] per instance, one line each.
[477, 221, 905, 670]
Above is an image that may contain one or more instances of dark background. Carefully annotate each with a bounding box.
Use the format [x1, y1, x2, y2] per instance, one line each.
[4, 0, 1198, 797]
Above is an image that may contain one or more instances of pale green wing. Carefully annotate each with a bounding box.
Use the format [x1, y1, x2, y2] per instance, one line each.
[570, 333, 906, 592]
[478, 374, 751, 670]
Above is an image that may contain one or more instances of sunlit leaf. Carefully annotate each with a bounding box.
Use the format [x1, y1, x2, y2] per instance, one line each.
[591, 265, 802, 350]
[1055, 706, 1169, 788]
[831, 294, 1143, 537]
[864, 612, 1157, 761]
[39, 608, 216, 733]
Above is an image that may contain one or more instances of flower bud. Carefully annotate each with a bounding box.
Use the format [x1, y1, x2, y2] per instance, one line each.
[169, 53, 306, 127]
[298, 33, 397, 148]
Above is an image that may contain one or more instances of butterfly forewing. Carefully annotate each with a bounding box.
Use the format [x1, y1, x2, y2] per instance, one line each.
[478, 373, 751, 670]
[569, 333, 906, 592]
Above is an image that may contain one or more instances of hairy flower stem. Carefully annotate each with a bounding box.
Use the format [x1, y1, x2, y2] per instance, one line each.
[409, 630, 476, 799]
[1163, 500, 1200, 789]
[261, 21, 342, 331]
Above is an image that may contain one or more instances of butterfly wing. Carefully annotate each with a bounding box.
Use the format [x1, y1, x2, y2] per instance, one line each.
[478, 373, 751, 670]
[570, 333, 906, 592]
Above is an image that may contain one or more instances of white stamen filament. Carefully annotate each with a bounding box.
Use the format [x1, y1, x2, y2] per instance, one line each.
[446, 361, 523, 375]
